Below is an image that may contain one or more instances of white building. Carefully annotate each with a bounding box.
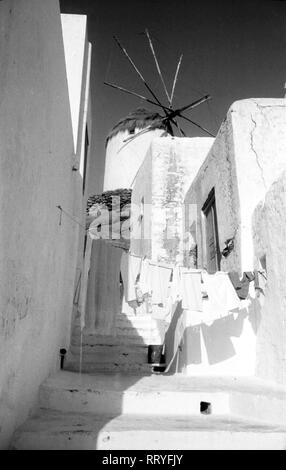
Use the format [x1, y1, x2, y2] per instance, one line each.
[4, 1, 286, 451]
[129, 98, 286, 382]
[10, 95, 286, 449]
[0, 0, 92, 447]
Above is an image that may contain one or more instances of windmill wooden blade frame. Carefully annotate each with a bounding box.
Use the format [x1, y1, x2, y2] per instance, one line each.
[106, 32, 215, 141]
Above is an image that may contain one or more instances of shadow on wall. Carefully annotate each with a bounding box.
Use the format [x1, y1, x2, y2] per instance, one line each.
[164, 296, 262, 373]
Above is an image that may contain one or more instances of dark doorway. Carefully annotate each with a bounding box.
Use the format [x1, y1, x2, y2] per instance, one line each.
[202, 188, 221, 273]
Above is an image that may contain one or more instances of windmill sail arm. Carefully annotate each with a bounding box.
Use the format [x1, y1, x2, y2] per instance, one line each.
[145, 29, 171, 104]
[177, 95, 211, 114]
[170, 54, 183, 106]
[108, 35, 214, 139]
[113, 35, 167, 111]
[104, 81, 153, 104]
[179, 113, 215, 137]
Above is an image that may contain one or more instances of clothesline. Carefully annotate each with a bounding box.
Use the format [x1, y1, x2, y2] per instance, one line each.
[125, 250, 266, 289]
[120, 251, 267, 323]
[120, 251, 267, 373]
[56, 205, 87, 231]
[126, 250, 204, 271]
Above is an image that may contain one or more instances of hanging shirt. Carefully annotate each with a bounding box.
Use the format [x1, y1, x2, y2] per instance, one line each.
[228, 271, 255, 300]
[120, 252, 141, 302]
[149, 263, 172, 307]
[181, 268, 203, 311]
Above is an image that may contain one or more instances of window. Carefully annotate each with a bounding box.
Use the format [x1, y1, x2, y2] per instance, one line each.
[202, 188, 221, 273]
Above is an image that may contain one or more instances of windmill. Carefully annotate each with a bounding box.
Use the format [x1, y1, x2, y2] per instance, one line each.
[104, 29, 215, 145]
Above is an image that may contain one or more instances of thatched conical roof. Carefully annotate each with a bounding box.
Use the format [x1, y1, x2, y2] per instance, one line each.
[105, 108, 171, 147]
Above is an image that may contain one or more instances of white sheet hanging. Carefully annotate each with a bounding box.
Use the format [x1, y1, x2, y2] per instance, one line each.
[181, 268, 203, 311]
[201, 271, 241, 322]
[149, 263, 172, 307]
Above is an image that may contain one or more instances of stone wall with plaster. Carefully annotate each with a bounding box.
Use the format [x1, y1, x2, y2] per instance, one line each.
[253, 171, 286, 385]
[131, 136, 214, 263]
[130, 146, 153, 259]
[232, 98, 286, 271]
[0, 0, 85, 448]
[185, 98, 286, 274]
[181, 98, 286, 377]
[151, 137, 214, 264]
[184, 109, 241, 273]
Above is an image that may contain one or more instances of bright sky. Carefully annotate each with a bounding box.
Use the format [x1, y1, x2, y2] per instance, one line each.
[60, 0, 286, 196]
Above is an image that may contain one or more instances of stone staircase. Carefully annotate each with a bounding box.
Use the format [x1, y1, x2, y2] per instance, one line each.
[11, 372, 286, 449]
[10, 309, 286, 450]
[65, 311, 162, 373]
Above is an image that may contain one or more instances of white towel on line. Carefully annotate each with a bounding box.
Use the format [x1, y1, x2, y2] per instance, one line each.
[181, 268, 203, 311]
[149, 263, 172, 306]
[138, 257, 151, 295]
[201, 271, 241, 321]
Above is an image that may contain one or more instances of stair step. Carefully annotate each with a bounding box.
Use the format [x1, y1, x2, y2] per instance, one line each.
[72, 325, 160, 341]
[12, 409, 286, 450]
[64, 360, 153, 374]
[38, 372, 286, 426]
[65, 351, 153, 373]
[71, 333, 161, 347]
[116, 314, 156, 327]
[115, 325, 158, 339]
[39, 371, 229, 416]
[68, 346, 148, 366]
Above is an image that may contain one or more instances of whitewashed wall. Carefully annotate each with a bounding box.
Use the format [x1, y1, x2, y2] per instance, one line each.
[103, 129, 166, 191]
[130, 136, 214, 263]
[182, 98, 286, 377]
[253, 170, 286, 385]
[61, 14, 93, 331]
[0, 0, 85, 447]
[232, 99, 286, 272]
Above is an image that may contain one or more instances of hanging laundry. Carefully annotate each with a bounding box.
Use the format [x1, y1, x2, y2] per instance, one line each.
[137, 257, 151, 296]
[181, 268, 203, 311]
[248, 279, 256, 299]
[135, 284, 144, 304]
[169, 265, 182, 303]
[120, 251, 141, 302]
[184, 308, 204, 327]
[202, 271, 241, 321]
[152, 304, 169, 321]
[254, 270, 267, 295]
[228, 271, 255, 300]
[149, 263, 172, 306]
[164, 265, 182, 325]
[201, 299, 219, 326]
[121, 294, 137, 315]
